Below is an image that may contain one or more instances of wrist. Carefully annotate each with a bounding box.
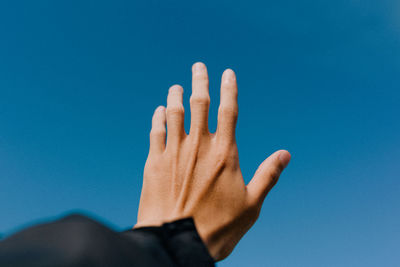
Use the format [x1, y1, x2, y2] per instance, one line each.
[196, 224, 234, 261]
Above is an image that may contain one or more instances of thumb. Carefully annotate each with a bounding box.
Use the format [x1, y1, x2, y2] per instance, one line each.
[247, 150, 291, 205]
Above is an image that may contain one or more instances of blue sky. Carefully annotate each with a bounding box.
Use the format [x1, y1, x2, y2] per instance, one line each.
[0, 1, 399, 266]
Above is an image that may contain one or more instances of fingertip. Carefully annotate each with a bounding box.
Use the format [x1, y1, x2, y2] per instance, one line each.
[222, 68, 236, 81]
[156, 105, 166, 113]
[150, 106, 167, 153]
[278, 150, 291, 168]
[169, 84, 183, 93]
[153, 106, 166, 123]
[192, 62, 206, 72]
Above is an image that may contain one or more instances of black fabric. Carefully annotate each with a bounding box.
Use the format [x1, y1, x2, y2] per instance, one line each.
[0, 214, 215, 267]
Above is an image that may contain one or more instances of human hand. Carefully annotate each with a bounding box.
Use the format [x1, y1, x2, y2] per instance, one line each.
[135, 62, 291, 261]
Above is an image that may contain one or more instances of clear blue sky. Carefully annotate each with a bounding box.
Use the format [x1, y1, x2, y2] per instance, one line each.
[0, 1, 399, 266]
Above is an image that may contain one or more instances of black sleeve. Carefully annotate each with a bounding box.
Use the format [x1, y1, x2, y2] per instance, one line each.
[0, 214, 215, 267]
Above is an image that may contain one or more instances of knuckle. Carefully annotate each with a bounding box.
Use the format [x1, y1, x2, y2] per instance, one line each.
[215, 149, 228, 164]
[215, 154, 228, 169]
[150, 128, 166, 137]
[166, 105, 185, 115]
[215, 147, 235, 168]
[226, 150, 239, 168]
[218, 106, 238, 118]
[269, 166, 281, 184]
[190, 96, 210, 106]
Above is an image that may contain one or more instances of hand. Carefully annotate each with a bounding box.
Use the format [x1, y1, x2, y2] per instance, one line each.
[135, 62, 291, 261]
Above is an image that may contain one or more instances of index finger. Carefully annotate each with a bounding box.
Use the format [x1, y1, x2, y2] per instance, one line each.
[216, 68, 238, 144]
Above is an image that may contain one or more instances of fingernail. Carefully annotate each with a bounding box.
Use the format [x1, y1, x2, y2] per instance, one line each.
[223, 68, 235, 81]
[193, 62, 205, 72]
[279, 151, 291, 168]
[156, 106, 165, 112]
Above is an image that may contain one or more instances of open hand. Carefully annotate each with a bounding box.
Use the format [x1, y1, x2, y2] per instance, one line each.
[135, 62, 291, 261]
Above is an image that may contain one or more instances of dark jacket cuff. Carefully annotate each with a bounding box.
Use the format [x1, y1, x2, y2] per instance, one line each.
[125, 218, 215, 267]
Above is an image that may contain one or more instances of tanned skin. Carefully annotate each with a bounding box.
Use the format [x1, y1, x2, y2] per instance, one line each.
[135, 62, 291, 261]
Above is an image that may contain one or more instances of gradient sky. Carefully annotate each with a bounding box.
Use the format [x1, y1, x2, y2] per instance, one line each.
[0, 1, 399, 266]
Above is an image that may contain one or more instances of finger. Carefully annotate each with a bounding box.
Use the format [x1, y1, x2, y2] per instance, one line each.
[247, 150, 291, 205]
[149, 106, 166, 154]
[216, 69, 238, 144]
[166, 85, 185, 148]
[189, 62, 210, 135]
